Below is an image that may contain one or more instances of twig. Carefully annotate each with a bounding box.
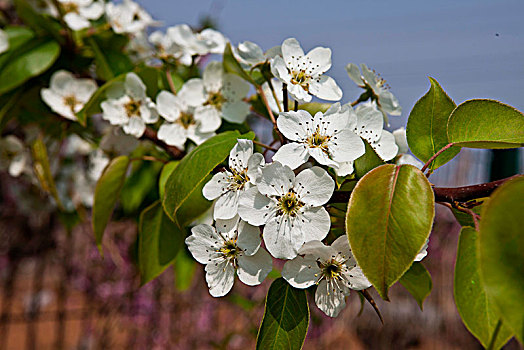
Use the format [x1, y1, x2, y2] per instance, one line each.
[141, 127, 185, 160]
[253, 140, 278, 152]
[165, 67, 177, 95]
[49, 0, 75, 50]
[282, 83, 289, 112]
[294, 100, 298, 112]
[256, 85, 285, 145]
[420, 143, 455, 175]
[268, 80, 283, 113]
[360, 289, 384, 325]
[451, 202, 481, 230]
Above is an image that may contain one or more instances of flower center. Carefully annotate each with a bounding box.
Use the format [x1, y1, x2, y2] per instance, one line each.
[205, 92, 227, 110]
[177, 111, 195, 129]
[276, 190, 304, 217]
[306, 128, 331, 153]
[124, 100, 142, 117]
[291, 70, 310, 91]
[228, 168, 250, 191]
[63, 95, 79, 111]
[61, 2, 79, 13]
[219, 240, 238, 259]
[318, 259, 344, 281]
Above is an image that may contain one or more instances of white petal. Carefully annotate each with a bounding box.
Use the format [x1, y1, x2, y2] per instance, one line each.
[315, 279, 347, 317]
[41, 89, 76, 120]
[185, 224, 222, 264]
[321, 103, 352, 134]
[64, 12, 90, 31]
[330, 235, 352, 259]
[156, 90, 182, 122]
[393, 127, 409, 154]
[415, 239, 429, 262]
[309, 75, 342, 101]
[272, 143, 309, 170]
[139, 103, 158, 123]
[79, 1, 104, 19]
[178, 78, 206, 107]
[270, 56, 292, 84]
[187, 128, 215, 145]
[335, 161, 354, 177]
[122, 116, 146, 137]
[237, 248, 273, 286]
[221, 101, 250, 124]
[203, 61, 223, 93]
[298, 207, 331, 242]
[256, 162, 294, 197]
[355, 104, 383, 143]
[397, 154, 424, 169]
[229, 139, 253, 171]
[238, 187, 272, 226]
[9, 154, 26, 177]
[125, 73, 147, 100]
[50, 70, 75, 93]
[157, 122, 187, 148]
[276, 110, 311, 141]
[307, 147, 338, 168]
[263, 216, 303, 259]
[287, 82, 311, 103]
[372, 130, 398, 161]
[222, 73, 250, 102]
[194, 105, 222, 133]
[237, 41, 265, 66]
[101, 100, 128, 125]
[236, 220, 262, 255]
[346, 63, 364, 86]
[282, 255, 320, 289]
[305, 46, 331, 76]
[294, 166, 334, 206]
[202, 172, 229, 200]
[246, 153, 264, 184]
[379, 90, 402, 116]
[360, 64, 379, 91]
[281, 38, 304, 67]
[329, 129, 365, 162]
[73, 79, 97, 103]
[346, 266, 372, 291]
[205, 260, 235, 297]
[297, 240, 331, 257]
[214, 190, 241, 220]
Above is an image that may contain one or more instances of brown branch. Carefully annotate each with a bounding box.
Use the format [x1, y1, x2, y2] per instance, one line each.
[141, 127, 185, 160]
[282, 83, 289, 112]
[165, 68, 177, 95]
[329, 175, 522, 204]
[360, 289, 384, 324]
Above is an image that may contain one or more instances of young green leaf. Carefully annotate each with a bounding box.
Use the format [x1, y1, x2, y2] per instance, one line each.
[346, 164, 434, 300]
[353, 140, 385, 179]
[31, 136, 63, 210]
[406, 77, 460, 170]
[454, 226, 513, 349]
[447, 99, 524, 149]
[256, 278, 309, 350]
[120, 160, 163, 214]
[399, 262, 432, 310]
[138, 201, 184, 285]
[162, 131, 254, 228]
[92, 155, 130, 250]
[479, 176, 524, 343]
[223, 42, 256, 85]
[158, 161, 179, 199]
[0, 38, 60, 95]
[0, 26, 35, 69]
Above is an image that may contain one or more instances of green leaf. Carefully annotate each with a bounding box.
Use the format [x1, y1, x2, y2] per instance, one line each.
[31, 136, 63, 210]
[346, 164, 435, 300]
[138, 201, 184, 285]
[158, 161, 179, 199]
[256, 278, 309, 350]
[120, 160, 162, 214]
[223, 42, 256, 85]
[86, 36, 133, 81]
[451, 203, 485, 227]
[479, 176, 524, 343]
[162, 131, 254, 227]
[0, 27, 34, 69]
[406, 77, 460, 169]
[0, 38, 60, 95]
[353, 140, 385, 179]
[399, 262, 432, 310]
[447, 99, 524, 149]
[13, 0, 62, 43]
[455, 226, 513, 349]
[92, 156, 130, 250]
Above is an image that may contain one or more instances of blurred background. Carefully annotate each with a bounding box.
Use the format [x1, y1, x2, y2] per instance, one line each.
[0, 0, 523, 349]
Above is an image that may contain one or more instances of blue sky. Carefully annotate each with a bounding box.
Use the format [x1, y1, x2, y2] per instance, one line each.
[138, 0, 524, 130]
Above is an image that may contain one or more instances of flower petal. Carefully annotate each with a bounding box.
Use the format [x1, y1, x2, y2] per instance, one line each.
[236, 220, 262, 256]
[263, 216, 303, 259]
[179, 78, 206, 107]
[194, 105, 222, 133]
[305, 46, 331, 76]
[64, 12, 90, 31]
[222, 73, 250, 102]
[372, 130, 398, 161]
[282, 255, 320, 289]
[329, 129, 365, 162]
[287, 82, 311, 103]
[256, 162, 294, 197]
[157, 122, 187, 148]
[156, 90, 182, 122]
[203, 61, 223, 93]
[122, 116, 146, 137]
[214, 190, 241, 220]
[281, 38, 304, 68]
[222, 101, 250, 124]
[185, 224, 222, 264]
[237, 247, 273, 286]
[270, 56, 292, 84]
[246, 153, 264, 184]
[125, 72, 147, 100]
[101, 100, 128, 125]
[238, 187, 272, 226]
[298, 206, 331, 242]
[272, 143, 309, 170]
[335, 161, 354, 177]
[355, 103, 383, 143]
[345, 63, 364, 86]
[202, 172, 229, 200]
[205, 260, 235, 297]
[315, 279, 347, 317]
[309, 75, 342, 101]
[276, 110, 311, 141]
[294, 166, 334, 206]
[346, 266, 372, 291]
[229, 139, 254, 172]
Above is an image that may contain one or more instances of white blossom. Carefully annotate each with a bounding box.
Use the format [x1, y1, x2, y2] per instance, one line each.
[282, 236, 371, 317]
[0, 135, 30, 177]
[271, 38, 342, 103]
[393, 127, 424, 168]
[169, 24, 227, 64]
[41, 70, 97, 121]
[126, 31, 154, 62]
[58, 0, 104, 31]
[101, 73, 158, 138]
[235, 41, 281, 68]
[105, 0, 159, 34]
[415, 239, 429, 262]
[203, 140, 264, 220]
[182, 61, 251, 124]
[272, 103, 365, 176]
[156, 80, 221, 148]
[238, 162, 334, 259]
[346, 63, 401, 123]
[0, 29, 8, 54]
[185, 216, 273, 297]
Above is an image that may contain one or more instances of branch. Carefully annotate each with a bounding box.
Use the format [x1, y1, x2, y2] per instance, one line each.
[420, 143, 455, 174]
[329, 175, 522, 204]
[141, 127, 185, 160]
